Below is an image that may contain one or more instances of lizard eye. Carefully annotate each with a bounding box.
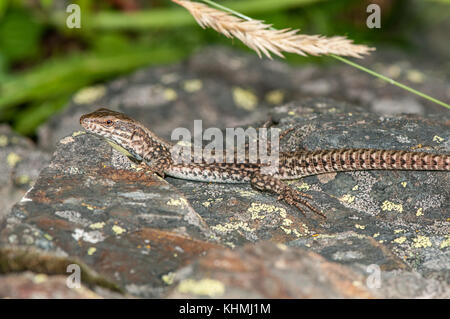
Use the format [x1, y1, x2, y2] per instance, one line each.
[105, 120, 113, 126]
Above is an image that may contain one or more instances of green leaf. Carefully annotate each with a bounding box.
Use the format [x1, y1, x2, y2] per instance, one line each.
[0, 45, 188, 115]
[13, 95, 70, 135]
[39, 0, 54, 9]
[0, 8, 43, 62]
[0, 0, 9, 19]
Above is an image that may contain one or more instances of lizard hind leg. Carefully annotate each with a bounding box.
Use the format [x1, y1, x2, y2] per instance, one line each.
[250, 173, 326, 218]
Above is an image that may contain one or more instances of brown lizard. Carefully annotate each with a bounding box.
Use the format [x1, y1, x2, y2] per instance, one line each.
[80, 108, 450, 218]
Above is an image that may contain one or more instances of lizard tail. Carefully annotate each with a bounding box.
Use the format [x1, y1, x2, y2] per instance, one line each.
[280, 149, 450, 178]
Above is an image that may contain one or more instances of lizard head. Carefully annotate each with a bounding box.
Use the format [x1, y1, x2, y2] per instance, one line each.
[80, 108, 137, 140]
[80, 108, 171, 162]
[80, 108, 148, 158]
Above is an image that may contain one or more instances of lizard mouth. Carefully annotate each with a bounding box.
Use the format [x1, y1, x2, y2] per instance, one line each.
[78, 117, 142, 162]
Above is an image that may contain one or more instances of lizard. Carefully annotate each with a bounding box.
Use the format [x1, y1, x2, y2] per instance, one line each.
[80, 108, 450, 218]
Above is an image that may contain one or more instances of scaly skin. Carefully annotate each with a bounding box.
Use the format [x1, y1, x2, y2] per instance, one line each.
[80, 108, 450, 217]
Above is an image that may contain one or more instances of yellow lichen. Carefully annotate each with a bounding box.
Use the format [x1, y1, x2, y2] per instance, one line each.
[164, 88, 178, 101]
[340, 194, 355, 204]
[87, 247, 97, 255]
[393, 236, 407, 244]
[386, 65, 401, 78]
[406, 70, 424, 83]
[211, 221, 254, 233]
[292, 228, 303, 238]
[296, 183, 310, 191]
[17, 175, 30, 185]
[355, 224, 366, 230]
[381, 200, 403, 213]
[32, 274, 48, 284]
[202, 201, 211, 208]
[0, 135, 8, 147]
[432, 135, 444, 143]
[183, 79, 203, 92]
[250, 209, 266, 220]
[112, 225, 126, 235]
[265, 90, 284, 104]
[238, 190, 257, 197]
[177, 278, 225, 297]
[89, 222, 105, 229]
[416, 208, 424, 217]
[73, 85, 106, 104]
[413, 235, 432, 248]
[162, 272, 175, 285]
[401, 182, 407, 188]
[82, 203, 95, 211]
[280, 226, 291, 234]
[7, 152, 21, 167]
[131, 164, 144, 172]
[232, 87, 258, 111]
[248, 202, 286, 217]
[167, 198, 188, 208]
[440, 236, 450, 249]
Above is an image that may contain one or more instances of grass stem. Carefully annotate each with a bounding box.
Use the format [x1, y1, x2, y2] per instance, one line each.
[198, 0, 450, 110]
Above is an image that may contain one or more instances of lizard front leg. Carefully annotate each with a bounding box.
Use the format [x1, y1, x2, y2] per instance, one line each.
[136, 158, 168, 178]
[250, 173, 326, 218]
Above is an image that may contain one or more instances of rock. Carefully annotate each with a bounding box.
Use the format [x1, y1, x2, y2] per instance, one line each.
[0, 132, 220, 298]
[0, 245, 125, 298]
[1, 97, 448, 298]
[371, 97, 424, 115]
[0, 272, 102, 299]
[2, 45, 449, 298]
[167, 241, 449, 298]
[168, 241, 376, 298]
[37, 46, 450, 152]
[0, 125, 50, 221]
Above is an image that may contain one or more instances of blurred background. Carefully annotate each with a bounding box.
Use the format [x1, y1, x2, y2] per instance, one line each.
[0, 0, 448, 138]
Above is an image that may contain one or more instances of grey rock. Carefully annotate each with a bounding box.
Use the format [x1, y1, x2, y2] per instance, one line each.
[168, 241, 376, 298]
[0, 125, 50, 222]
[0, 272, 102, 299]
[1, 97, 448, 298]
[371, 97, 424, 115]
[168, 241, 449, 298]
[37, 46, 450, 152]
[2, 46, 449, 298]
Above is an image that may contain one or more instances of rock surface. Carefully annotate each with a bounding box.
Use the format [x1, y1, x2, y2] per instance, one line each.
[0, 272, 102, 299]
[0, 125, 50, 222]
[37, 46, 450, 152]
[1, 47, 449, 298]
[168, 241, 448, 299]
[1, 96, 449, 298]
